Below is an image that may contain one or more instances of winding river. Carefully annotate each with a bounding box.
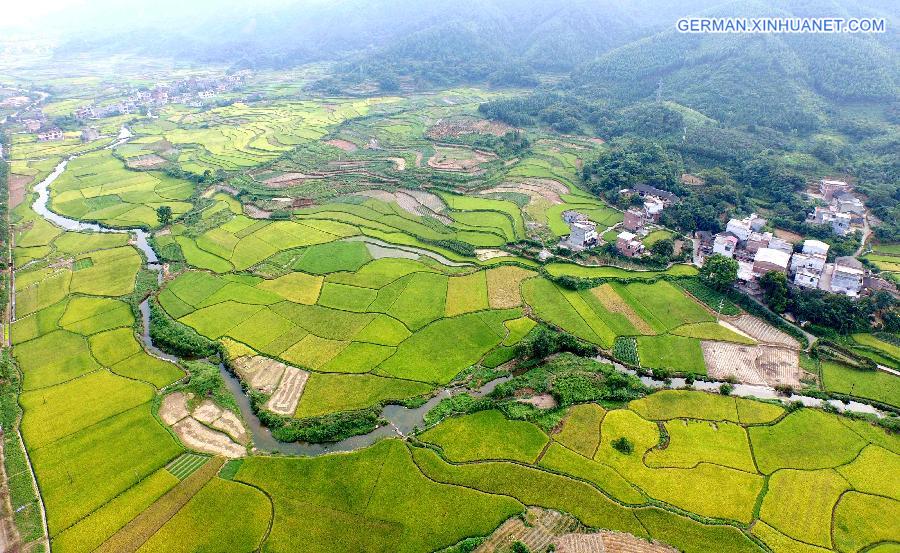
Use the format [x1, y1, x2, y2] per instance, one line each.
[27, 132, 885, 458]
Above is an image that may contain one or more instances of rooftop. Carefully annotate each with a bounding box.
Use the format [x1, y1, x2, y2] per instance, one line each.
[754, 247, 791, 268]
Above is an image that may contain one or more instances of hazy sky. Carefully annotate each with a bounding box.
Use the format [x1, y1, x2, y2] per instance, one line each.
[1, 0, 302, 30]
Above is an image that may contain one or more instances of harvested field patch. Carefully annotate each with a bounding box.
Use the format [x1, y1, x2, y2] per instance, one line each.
[729, 315, 799, 349]
[192, 399, 249, 444]
[428, 145, 497, 173]
[325, 138, 358, 151]
[486, 266, 534, 308]
[702, 341, 801, 387]
[265, 366, 309, 415]
[172, 417, 245, 458]
[124, 153, 167, 169]
[555, 531, 678, 553]
[233, 355, 288, 393]
[9, 173, 30, 207]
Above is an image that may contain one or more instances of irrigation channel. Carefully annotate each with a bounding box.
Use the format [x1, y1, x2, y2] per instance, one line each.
[27, 130, 885, 458]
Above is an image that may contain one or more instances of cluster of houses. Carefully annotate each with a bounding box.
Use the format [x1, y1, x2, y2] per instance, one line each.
[789, 239, 865, 296]
[561, 184, 679, 258]
[807, 179, 865, 237]
[74, 72, 249, 121]
[700, 213, 865, 297]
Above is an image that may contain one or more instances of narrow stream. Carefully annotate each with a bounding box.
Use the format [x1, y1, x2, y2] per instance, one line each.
[31, 127, 159, 264]
[595, 355, 885, 417]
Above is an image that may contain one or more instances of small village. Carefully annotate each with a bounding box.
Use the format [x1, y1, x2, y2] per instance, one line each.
[11, 71, 250, 143]
[560, 177, 894, 303]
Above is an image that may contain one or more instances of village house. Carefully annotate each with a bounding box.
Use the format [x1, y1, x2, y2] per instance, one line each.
[767, 237, 794, 254]
[725, 213, 766, 243]
[752, 247, 791, 277]
[568, 220, 598, 249]
[830, 257, 864, 296]
[562, 210, 587, 224]
[794, 268, 821, 289]
[745, 231, 773, 254]
[623, 208, 645, 232]
[632, 183, 678, 205]
[37, 128, 64, 141]
[832, 191, 865, 215]
[74, 105, 97, 120]
[643, 196, 665, 222]
[810, 206, 852, 236]
[616, 231, 643, 258]
[820, 179, 851, 201]
[712, 234, 738, 258]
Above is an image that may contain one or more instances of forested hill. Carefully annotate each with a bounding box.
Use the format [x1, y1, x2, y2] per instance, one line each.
[569, 1, 899, 132]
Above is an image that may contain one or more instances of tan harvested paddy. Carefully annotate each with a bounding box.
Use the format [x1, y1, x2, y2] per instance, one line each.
[729, 315, 800, 349]
[265, 366, 309, 416]
[702, 342, 802, 387]
[590, 284, 653, 335]
[234, 355, 288, 394]
[487, 266, 534, 308]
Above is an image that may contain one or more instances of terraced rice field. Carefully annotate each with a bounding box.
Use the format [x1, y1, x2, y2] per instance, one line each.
[9, 84, 897, 553]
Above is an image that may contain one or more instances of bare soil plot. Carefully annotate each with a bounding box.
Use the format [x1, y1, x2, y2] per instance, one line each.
[702, 342, 802, 387]
[192, 399, 249, 444]
[264, 366, 309, 416]
[172, 418, 245, 458]
[388, 156, 406, 170]
[125, 153, 167, 169]
[357, 189, 451, 223]
[159, 391, 191, 425]
[262, 172, 325, 188]
[729, 315, 800, 349]
[8, 174, 31, 208]
[555, 532, 678, 553]
[481, 179, 568, 205]
[774, 228, 803, 244]
[234, 355, 288, 394]
[160, 392, 249, 454]
[426, 118, 514, 139]
[325, 138, 358, 152]
[476, 249, 512, 261]
[518, 393, 558, 409]
[428, 145, 497, 173]
[475, 508, 577, 553]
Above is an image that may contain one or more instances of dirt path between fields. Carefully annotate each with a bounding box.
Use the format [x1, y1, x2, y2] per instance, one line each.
[0, 431, 19, 552]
